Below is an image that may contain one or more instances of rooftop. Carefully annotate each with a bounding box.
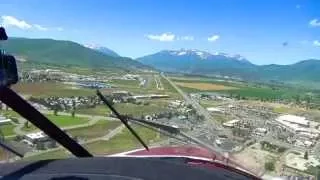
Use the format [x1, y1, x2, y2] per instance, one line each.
[25, 132, 46, 140]
[276, 115, 309, 126]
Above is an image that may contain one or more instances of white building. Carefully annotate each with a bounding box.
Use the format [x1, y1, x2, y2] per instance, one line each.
[276, 115, 310, 127]
[275, 114, 320, 138]
[0, 115, 11, 125]
[24, 132, 48, 144]
[223, 119, 240, 128]
[206, 107, 224, 113]
[169, 100, 184, 108]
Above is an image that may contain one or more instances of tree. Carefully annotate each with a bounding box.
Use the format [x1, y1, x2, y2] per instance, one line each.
[199, 115, 205, 121]
[304, 95, 312, 109]
[71, 110, 75, 118]
[36, 142, 46, 150]
[53, 108, 58, 116]
[24, 121, 30, 129]
[294, 95, 301, 105]
[264, 161, 275, 171]
[235, 94, 241, 100]
[71, 100, 76, 118]
[304, 151, 309, 160]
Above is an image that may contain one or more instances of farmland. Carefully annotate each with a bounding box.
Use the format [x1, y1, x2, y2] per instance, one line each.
[171, 76, 314, 101]
[12, 82, 94, 97]
[76, 105, 110, 116]
[175, 82, 237, 91]
[113, 101, 169, 117]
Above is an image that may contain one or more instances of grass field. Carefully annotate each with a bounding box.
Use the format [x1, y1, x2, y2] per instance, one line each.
[113, 102, 168, 117]
[175, 82, 237, 91]
[22, 114, 90, 132]
[23, 149, 70, 161]
[84, 126, 159, 155]
[0, 110, 20, 118]
[12, 82, 95, 97]
[76, 105, 110, 116]
[24, 125, 159, 160]
[173, 78, 304, 100]
[110, 79, 139, 88]
[67, 120, 121, 140]
[0, 124, 16, 136]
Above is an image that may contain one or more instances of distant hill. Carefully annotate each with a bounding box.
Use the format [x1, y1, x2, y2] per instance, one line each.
[83, 44, 119, 57]
[2, 37, 150, 71]
[137, 49, 320, 82]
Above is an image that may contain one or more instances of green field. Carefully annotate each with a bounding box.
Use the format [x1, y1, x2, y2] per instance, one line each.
[24, 125, 159, 160]
[0, 110, 20, 118]
[0, 124, 16, 136]
[22, 115, 90, 132]
[110, 79, 140, 88]
[12, 82, 95, 97]
[161, 77, 179, 94]
[67, 120, 121, 140]
[76, 105, 110, 116]
[84, 126, 159, 155]
[172, 77, 307, 100]
[113, 102, 168, 117]
[23, 149, 70, 161]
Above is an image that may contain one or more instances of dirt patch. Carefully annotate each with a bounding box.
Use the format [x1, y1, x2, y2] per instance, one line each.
[232, 143, 278, 176]
[175, 82, 237, 91]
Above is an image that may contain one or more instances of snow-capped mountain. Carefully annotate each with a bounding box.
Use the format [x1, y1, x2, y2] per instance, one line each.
[83, 44, 119, 57]
[160, 49, 249, 62]
[136, 49, 254, 78]
[167, 49, 212, 59]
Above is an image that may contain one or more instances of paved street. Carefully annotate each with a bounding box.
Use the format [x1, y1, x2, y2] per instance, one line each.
[161, 74, 223, 131]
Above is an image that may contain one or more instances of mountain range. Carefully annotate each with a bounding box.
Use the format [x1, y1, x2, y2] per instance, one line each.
[136, 49, 320, 82]
[2, 37, 150, 71]
[2, 37, 319, 83]
[83, 44, 119, 57]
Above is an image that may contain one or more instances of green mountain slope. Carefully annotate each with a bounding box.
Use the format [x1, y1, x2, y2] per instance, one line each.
[2, 38, 150, 70]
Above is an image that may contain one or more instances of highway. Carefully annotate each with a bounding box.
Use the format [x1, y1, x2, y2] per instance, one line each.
[161, 74, 223, 130]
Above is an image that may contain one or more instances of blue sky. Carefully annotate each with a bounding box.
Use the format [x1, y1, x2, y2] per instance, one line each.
[0, 0, 320, 65]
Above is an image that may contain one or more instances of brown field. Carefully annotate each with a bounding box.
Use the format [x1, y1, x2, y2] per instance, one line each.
[175, 82, 237, 91]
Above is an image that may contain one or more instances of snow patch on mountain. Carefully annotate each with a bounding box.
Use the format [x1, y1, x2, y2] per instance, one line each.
[164, 49, 248, 62]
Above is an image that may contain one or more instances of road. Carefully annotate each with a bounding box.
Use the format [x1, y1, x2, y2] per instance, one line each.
[12, 111, 119, 136]
[161, 74, 223, 130]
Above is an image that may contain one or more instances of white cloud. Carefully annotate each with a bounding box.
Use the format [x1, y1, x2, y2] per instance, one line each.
[1, 15, 64, 32]
[296, 4, 301, 9]
[208, 35, 220, 42]
[313, 40, 320, 47]
[34, 24, 48, 31]
[146, 33, 175, 42]
[309, 19, 320, 27]
[180, 36, 194, 41]
[1, 15, 32, 29]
